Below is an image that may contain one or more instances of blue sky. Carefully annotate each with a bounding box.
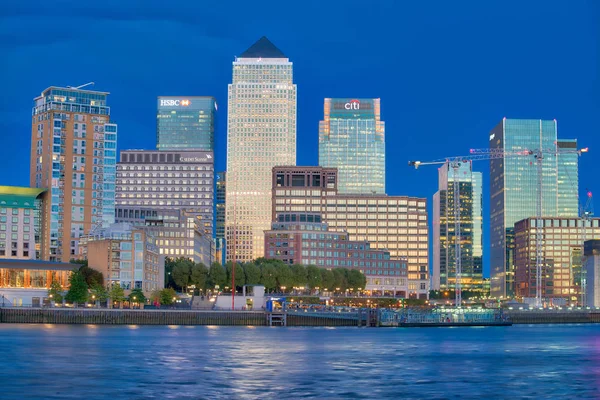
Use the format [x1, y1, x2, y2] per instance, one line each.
[1, 0, 598, 276]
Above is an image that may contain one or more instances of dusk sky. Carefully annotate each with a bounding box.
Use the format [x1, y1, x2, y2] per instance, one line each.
[1, 0, 598, 276]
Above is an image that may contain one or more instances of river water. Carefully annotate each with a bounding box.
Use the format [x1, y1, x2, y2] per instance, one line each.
[0, 324, 599, 399]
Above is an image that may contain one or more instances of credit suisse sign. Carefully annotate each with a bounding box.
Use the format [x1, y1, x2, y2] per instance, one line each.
[177, 152, 213, 163]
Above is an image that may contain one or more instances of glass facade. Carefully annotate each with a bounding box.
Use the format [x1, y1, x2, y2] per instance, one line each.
[557, 139, 579, 217]
[489, 119, 578, 298]
[433, 162, 483, 292]
[31, 86, 117, 262]
[156, 97, 216, 151]
[319, 98, 385, 194]
[226, 38, 297, 262]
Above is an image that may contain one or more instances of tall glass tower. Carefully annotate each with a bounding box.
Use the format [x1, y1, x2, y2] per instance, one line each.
[225, 37, 297, 262]
[157, 96, 216, 151]
[319, 98, 385, 194]
[489, 118, 578, 298]
[433, 162, 483, 292]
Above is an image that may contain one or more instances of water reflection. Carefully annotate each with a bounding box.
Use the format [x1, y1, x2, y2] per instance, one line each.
[0, 324, 599, 399]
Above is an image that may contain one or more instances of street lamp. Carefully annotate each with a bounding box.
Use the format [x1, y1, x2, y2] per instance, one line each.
[133, 296, 137, 309]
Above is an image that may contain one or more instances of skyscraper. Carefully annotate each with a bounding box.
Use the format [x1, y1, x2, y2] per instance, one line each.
[31, 86, 117, 262]
[489, 118, 578, 298]
[319, 98, 385, 194]
[215, 171, 226, 264]
[156, 96, 216, 151]
[433, 162, 483, 292]
[225, 37, 297, 262]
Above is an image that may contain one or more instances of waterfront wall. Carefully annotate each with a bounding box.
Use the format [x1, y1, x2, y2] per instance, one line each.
[506, 310, 600, 324]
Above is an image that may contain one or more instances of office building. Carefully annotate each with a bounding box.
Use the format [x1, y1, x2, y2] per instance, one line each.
[226, 36, 297, 262]
[272, 166, 429, 298]
[31, 86, 117, 262]
[584, 240, 600, 308]
[115, 206, 214, 266]
[489, 118, 578, 298]
[514, 217, 600, 303]
[319, 98, 385, 194]
[0, 187, 47, 260]
[433, 162, 483, 292]
[557, 139, 579, 217]
[156, 97, 216, 151]
[0, 259, 75, 307]
[115, 150, 214, 235]
[215, 171, 226, 264]
[79, 223, 163, 294]
[265, 213, 415, 297]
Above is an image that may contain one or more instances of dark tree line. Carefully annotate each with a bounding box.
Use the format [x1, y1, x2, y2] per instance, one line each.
[164, 257, 367, 293]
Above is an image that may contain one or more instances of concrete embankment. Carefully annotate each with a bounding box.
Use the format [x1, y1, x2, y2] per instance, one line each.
[0, 308, 361, 327]
[506, 310, 600, 324]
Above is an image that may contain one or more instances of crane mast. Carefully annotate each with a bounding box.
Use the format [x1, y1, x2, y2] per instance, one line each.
[410, 146, 587, 308]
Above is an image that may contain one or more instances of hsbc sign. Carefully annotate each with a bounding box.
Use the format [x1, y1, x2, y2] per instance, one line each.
[160, 99, 191, 107]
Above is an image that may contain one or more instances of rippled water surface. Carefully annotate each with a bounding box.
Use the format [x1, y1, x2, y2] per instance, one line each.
[1, 324, 600, 399]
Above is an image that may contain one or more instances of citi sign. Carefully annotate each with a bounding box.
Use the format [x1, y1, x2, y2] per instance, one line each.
[345, 99, 360, 110]
[160, 99, 191, 107]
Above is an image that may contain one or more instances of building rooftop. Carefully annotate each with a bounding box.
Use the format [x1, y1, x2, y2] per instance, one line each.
[239, 36, 286, 58]
[0, 186, 46, 209]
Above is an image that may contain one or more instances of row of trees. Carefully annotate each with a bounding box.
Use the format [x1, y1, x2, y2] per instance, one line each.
[165, 257, 367, 293]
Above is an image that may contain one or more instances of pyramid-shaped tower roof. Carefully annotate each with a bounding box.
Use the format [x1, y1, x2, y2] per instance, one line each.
[239, 36, 286, 58]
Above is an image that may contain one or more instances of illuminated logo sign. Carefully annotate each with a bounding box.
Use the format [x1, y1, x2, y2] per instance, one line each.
[489, 133, 495, 141]
[160, 99, 191, 107]
[180, 153, 213, 163]
[344, 99, 360, 110]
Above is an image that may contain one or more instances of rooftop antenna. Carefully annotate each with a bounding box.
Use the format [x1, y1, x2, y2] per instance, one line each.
[67, 82, 95, 90]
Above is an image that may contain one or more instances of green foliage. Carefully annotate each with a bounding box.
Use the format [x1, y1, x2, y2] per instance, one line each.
[190, 263, 208, 291]
[208, 262, 227, 289]
[109, 283, 126, 303]
[347, 269, 366, 291]
[226, 262, 246, 290]
[79, 265, 104, 287]
[332, 269, 348, 291]
[65, 269, 88, 304]
[320, 269, 335, 291]
[306, 265, 322, 289]
[291, 264, 308, 288]
[128, 288, 146, 304]
[159, 288, 177, 305]
[90, 283, 108, 302]
[243, 262, 261, 285]
[172, 258, 193, 289]
[274, 263, 293, 289]
[259, 263, 278, 291]
[48, 281, 64, 303]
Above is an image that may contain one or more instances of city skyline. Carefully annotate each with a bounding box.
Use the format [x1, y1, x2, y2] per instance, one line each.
[1, 1, 598, 277]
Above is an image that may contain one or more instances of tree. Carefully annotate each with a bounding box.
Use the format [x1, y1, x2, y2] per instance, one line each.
[306, 265, 322, 290]
[243, 262, 261, 285]
[260, 263, 278, 291]
[347, 269, 366, 291]
[332, 268, 348, 291]
[320, 269, 335, 291]
[109, 283, 126, 307]
[291, 264, 308, 288]
[65, 269, 88, 305]
[128, 288, 146, 304]
[48, 281, 64, 304]
[159, 288, 177, 305]
[89, 283, 108, 304]
[208, 262, 227, 289]
[79, 265, 104, 287]
[190, 263, 208, 293]
[275, 263, 293, 290]
[164, 257, 180, 290]
[172, 258, 193, 291]
[226, 262, 245, 291]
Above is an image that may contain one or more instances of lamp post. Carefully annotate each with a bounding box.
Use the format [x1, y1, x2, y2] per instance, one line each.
[133, 296, 136, 310]
[49, 294, 53, 308]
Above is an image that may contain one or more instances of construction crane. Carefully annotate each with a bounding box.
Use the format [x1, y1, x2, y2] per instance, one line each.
[580, 190, 594, 306]
[410, 145, 588, 308]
